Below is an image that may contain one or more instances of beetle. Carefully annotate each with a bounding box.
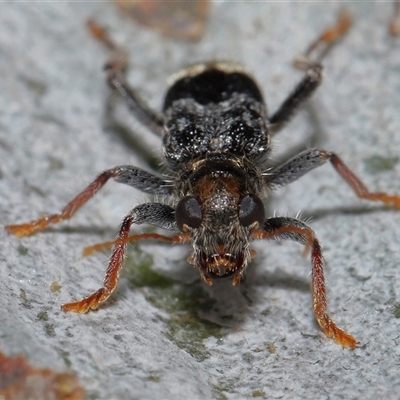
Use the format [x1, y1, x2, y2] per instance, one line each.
[6, 15, 400, 348]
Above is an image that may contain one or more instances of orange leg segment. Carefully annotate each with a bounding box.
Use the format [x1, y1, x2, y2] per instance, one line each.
[62, 228, 189, 313]
[83, 232, 189, 256]
[61, 215, 134, 313]
[306, 9, 352, 57]
[331, 153, 400, 208]
[389, 0, 400, 36]
[253, 225, 358, 348]
[87, 19, 116, 51]
[6, 171, 118, 237]
[87, 19, 128, 73]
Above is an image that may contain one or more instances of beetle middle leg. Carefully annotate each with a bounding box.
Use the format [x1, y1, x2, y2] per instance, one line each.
[6, 166, 172, 237]
[252, 217, 358, 348]
[264, 148, 400, 208]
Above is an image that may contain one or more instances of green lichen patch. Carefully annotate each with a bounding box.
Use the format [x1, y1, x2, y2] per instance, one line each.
[125, 250, 175, 290]
[48, 156, 64, 171]
[124, 249, 224, 361]
[266, 342, 276, 354]
[17, 244, 29, 255]
[211, 383, 231, 400]
[364, 155, 399, 174]
[85, 391, 100, 400]
[393, 303, 400, 319]
[44, 323, 56, 337]
[58, 349, 72, 368]
[20, 289, 33, 309]
[20, 75, 47, 98]
[146, 374, 161, 382]
[37, 310, 49, 321]
[37, 309, 55, 337]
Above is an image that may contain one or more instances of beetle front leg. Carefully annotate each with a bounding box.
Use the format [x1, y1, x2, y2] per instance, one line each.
[253, 217, 358, 348]
[61, 213, 133, 313]
[62, 203, 180, 313]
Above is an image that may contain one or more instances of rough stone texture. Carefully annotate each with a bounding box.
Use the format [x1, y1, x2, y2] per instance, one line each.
[1, 2, 400, 399]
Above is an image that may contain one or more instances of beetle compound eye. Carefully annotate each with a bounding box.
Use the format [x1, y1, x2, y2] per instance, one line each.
[239, 194, 265, 227]
[175, 196, 203, 231]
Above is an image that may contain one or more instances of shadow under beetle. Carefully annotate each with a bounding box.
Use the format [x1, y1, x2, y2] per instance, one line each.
[7, 15, 400, 348]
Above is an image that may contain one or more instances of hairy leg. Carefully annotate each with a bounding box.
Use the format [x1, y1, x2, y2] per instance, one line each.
[264, 148, 400, 208]
[268, 10, 352, 134]
[62, 203, 186, 313]
[88, 19, 164, 136]
[252, 216, 358, 348]
[6, 166, 172, 237]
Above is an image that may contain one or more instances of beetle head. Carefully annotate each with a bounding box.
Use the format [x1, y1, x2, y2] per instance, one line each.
[175, 158, 265, 284]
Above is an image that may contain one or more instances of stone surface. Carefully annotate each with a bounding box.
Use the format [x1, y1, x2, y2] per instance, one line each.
[1, 2, 400, 399]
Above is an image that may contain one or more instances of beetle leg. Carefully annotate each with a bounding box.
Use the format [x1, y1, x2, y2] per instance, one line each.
[269, 10, 352, 134]
[83, 231, 189, 256]
[6, 167, 172, 237]
[88, 19, 164, 136]
[264, 148, 400, 208]
[389, 0, 400, 36]
[62, 203, 182, 313]
[268, 63, 323, 134]
[302, 9, 352, 61]
[252, 217, 358, 348]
